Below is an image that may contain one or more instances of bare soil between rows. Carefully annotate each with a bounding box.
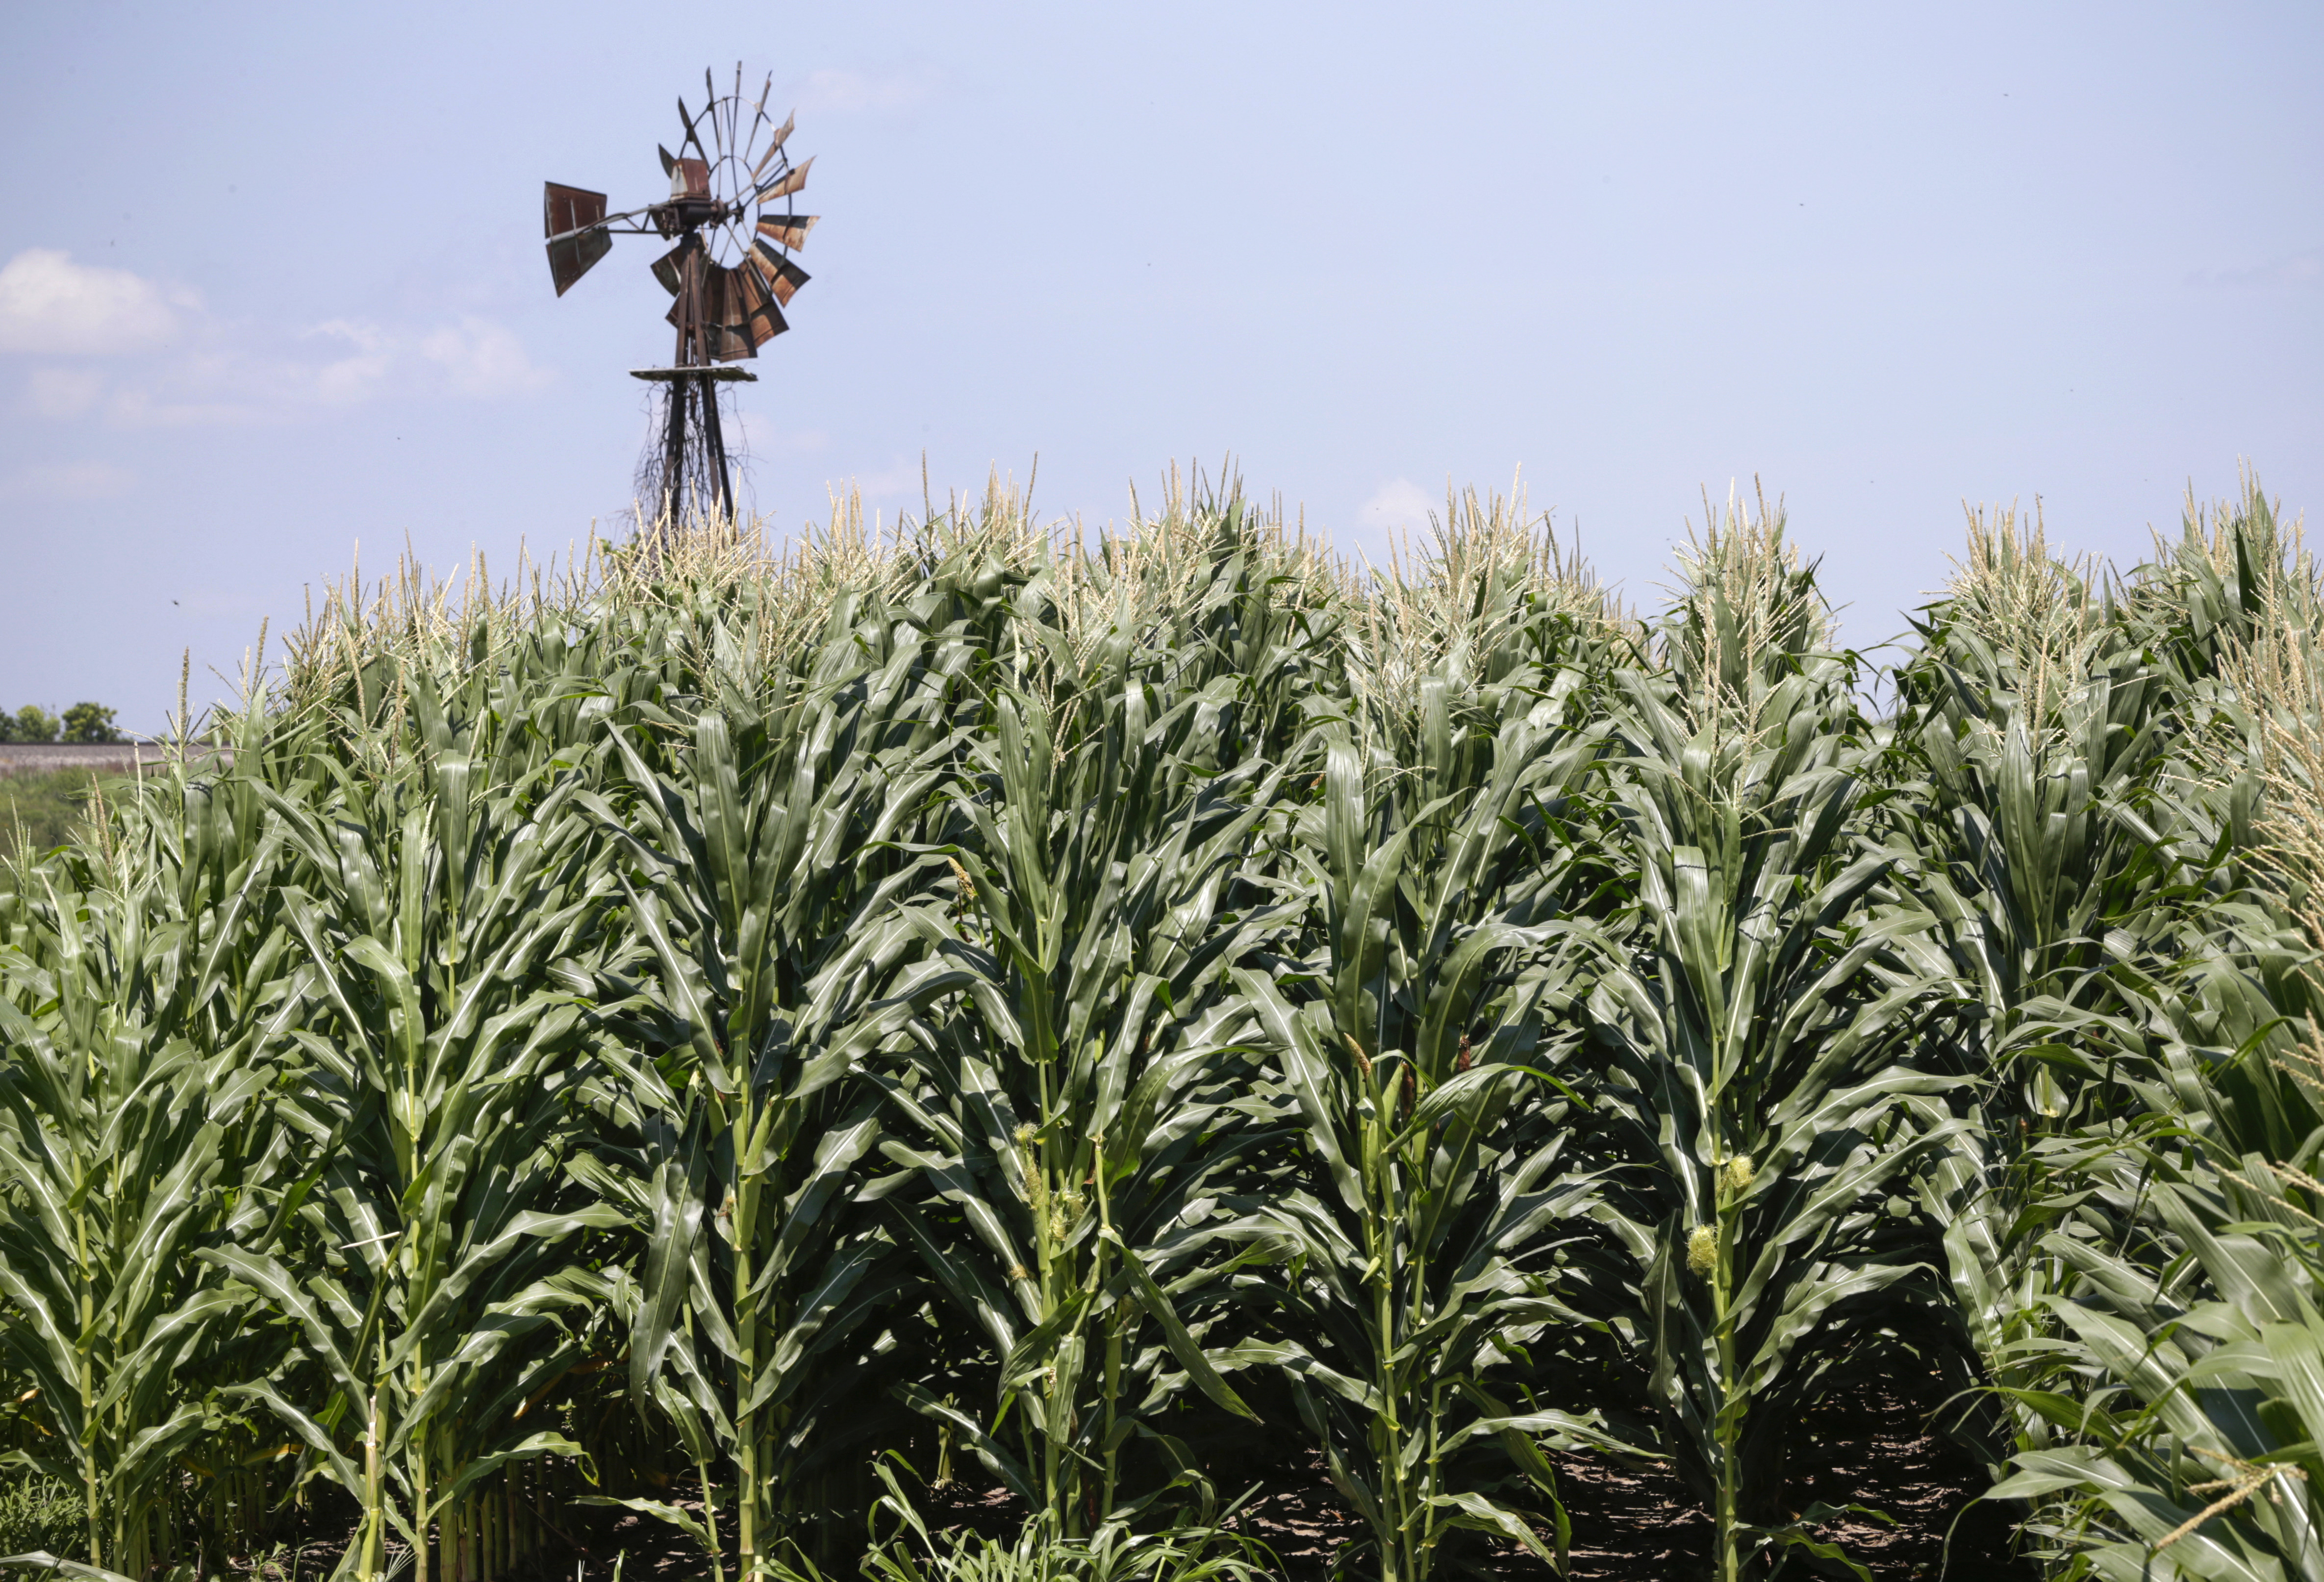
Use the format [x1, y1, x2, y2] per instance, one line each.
[911, 1372, 2033, 1579]
[247, 1365, 2033, 1582]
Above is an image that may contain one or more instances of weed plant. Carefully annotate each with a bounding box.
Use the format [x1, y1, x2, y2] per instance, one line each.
[0, 770, 115, 865]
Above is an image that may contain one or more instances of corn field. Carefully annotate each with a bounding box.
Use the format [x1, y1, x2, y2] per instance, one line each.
[2, 468, 2321, 1582]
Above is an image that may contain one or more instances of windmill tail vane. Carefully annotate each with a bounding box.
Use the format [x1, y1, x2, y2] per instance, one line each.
[542, 64, 818, 541]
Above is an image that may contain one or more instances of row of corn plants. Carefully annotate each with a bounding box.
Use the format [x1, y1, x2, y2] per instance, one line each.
[0, 470, 2317, 1582]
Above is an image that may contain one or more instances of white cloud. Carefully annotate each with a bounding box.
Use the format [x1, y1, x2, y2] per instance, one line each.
[7, 461, 136, 500]
[796, 66, 939, 115]
[420, 316, 551, 398]
[24, 366, 104, 418]
[0, 249, 199, 355]
[40, 314, 552, 426]
[1359, 478, 1438, 533]
[297, 315, 547, 404]
[2186, 248, 2323, 289]
[105, 384, 264, 427]
[1, 247, 549, 420]
[306, 319, 397, 404]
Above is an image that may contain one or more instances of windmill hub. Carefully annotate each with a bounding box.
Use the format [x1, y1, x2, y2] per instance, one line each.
[543, 64, 819, 536]
[654, 199, 731, 233]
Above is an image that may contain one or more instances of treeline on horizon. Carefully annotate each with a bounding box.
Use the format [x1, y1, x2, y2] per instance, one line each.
[0, 470, 2319, 1582]
[0, 704, 121, 746]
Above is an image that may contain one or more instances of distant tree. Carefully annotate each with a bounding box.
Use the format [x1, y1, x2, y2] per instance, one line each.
[61, 703, 120, 744]
[11, 706, 60, 745]
[0, 711, 12, 744]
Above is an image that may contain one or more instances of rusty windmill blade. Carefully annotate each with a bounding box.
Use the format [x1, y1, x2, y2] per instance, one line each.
[747, 244, 810, 307]
[752, 112, 795, 177]
[650, 234, 702, 299]
[735, 261, 789, 348]
[682, 263, 752, 363]
[733, 259, 766, 332]
[755, 213, 818, 251]
[756, 154, 812, 202]
[733, 259, 786, 350]
[692, 264, 728, 357]
[711, 267, 758, 362]
[748, 301, 790, 348]
[662, 244, 698, 330]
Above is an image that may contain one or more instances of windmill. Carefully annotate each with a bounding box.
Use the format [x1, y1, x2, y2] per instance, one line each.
[543, 66, 817, 536]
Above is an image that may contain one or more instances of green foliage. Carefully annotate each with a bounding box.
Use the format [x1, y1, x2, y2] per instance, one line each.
[0, 855, 283, 1573]
[1895, 476, 2324, 1579]
[0, 772, 109, 865]
[0, 470, 2317, 1582]
[837, 1458, 1277, 1582]
[1588, 495, 1965, 1582]
[5, 709, 58, 746]
[58, 706, 117, 746]
[1231, 665, 1626, 1578]
[0, 1478, 84, 1561]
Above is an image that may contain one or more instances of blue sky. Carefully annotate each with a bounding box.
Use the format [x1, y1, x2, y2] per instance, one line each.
[2, 2, 2319, 732]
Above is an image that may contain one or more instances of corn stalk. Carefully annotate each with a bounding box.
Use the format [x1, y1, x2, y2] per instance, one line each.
[874, 669, 1297, 1539]
[584, 596, 967, 1577]
[1587, 506, 1963, 1581]
[206, 685, 635, 1582]
[0, 791, 292, 1578]
[1231, 694, 1629, 1582]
